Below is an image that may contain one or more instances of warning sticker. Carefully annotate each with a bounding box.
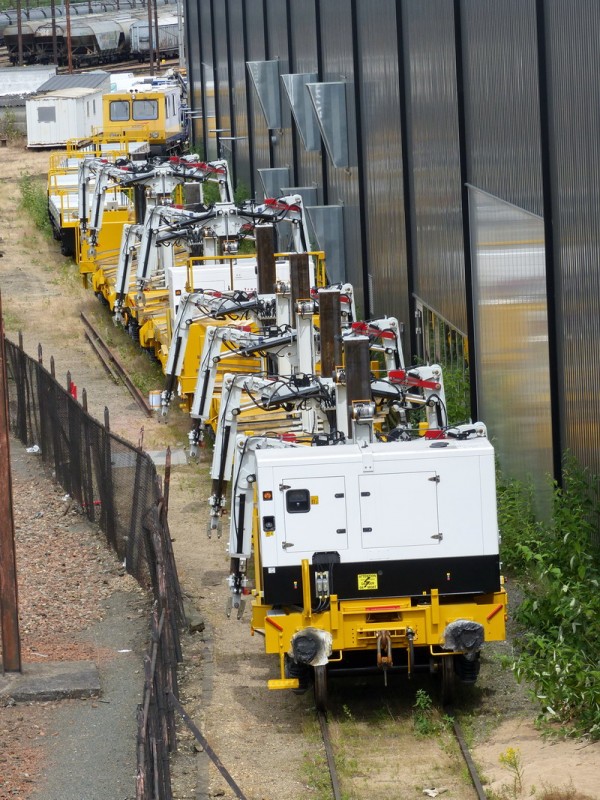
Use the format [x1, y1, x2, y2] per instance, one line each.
[358, 573, 378, 591]
[310, 496, 319, 505]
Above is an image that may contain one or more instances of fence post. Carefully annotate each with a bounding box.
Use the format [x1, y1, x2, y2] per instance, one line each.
[0, 294, 22, 673]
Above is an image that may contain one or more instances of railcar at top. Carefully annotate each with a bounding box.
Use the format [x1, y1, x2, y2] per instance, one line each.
[0, 0, 150, 42]
[3, 1, 178, 66]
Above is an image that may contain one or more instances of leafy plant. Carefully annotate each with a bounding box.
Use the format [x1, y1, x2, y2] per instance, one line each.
[500, 456, 600, 740]
[442, 362, 471, 424]
[413, 689, 439, 736]
[0, 109, 22, 142]
[19, 172, 54, 238]
[498, 747, 524, 798]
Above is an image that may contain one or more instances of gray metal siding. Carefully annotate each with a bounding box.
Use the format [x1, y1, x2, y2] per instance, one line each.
[265, 0, 293, 172]
[318, 0, 363, 305]
[288, 0, 322, 192]
[461, 0, 543, 215]
[185, 0, 202, 147]
[545, 0, 600, 472]
[461, 0, 554, 489]
[198, 0, 215, 158]
[403, 0, 466, 334]
[212, 0, 232, 166]
[245, 0, 270, 189]
[227, 0, 251, 195]
[355, 0, 409, 331]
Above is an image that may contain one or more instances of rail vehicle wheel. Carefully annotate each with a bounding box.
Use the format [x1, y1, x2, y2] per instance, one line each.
[440, 656, 456, 706]
[313, 665, 328, 712]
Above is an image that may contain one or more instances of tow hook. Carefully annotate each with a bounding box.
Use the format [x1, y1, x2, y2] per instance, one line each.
[377, 629, 393, 686]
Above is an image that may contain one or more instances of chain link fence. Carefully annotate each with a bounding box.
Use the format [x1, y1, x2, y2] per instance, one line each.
[5, 335, 186, 799]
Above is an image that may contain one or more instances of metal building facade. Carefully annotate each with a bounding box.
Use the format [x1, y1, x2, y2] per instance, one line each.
[184, 0, 600, 483]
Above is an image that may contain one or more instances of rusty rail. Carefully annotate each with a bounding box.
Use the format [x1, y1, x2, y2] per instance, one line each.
[80, 312, 153, 417]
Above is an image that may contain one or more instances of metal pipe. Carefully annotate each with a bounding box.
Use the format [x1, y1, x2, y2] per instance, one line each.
[289, 253, 310, 310]
[65, 0, 72, 73]
[344, 335, 371, 433]
[256, 224, 276, 295]
[318, 289, 341, 379]
[147, 0, 154, 76]
[0, 292, 22, 673]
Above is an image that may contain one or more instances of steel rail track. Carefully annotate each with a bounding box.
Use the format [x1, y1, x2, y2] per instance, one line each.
[80, 311, 154, 417]
[316, 700, 487, 800]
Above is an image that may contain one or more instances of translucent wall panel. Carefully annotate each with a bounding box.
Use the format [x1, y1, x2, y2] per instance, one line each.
[545, 0, 600, 474]
[470, 188, 553, 494]
[404, 0, 466, 335]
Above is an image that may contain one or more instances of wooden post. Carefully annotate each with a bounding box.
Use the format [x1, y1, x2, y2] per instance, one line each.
[147, 0, 155, 76]
[0, 292, 22, 673]
[65, 0, 73, 74]
[15, 0, 23, 67]
[50, 0, 57, 66]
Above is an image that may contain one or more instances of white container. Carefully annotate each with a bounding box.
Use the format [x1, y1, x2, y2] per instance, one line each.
[26, 84, 109, 148]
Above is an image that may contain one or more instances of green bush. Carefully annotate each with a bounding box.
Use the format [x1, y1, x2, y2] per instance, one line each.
[499, 457, 600, 739]
[0, 110, 22, 142]
[19, 173, 54, 238]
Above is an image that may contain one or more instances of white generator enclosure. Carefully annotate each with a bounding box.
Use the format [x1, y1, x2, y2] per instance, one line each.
[252, 436, 501, 605]
[26, 85, 108, 148]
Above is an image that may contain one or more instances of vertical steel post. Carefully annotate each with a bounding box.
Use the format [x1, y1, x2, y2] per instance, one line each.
[16, 0, 23, 66]
[318, 289, 342, 379]
[65, 0, 73, 73]
[289, 253, 311, 310]
[147, 0, 155, 76]
[50, 0, 57, 66]
[256, 224, 276, 295]
[0, 293, 22, 673]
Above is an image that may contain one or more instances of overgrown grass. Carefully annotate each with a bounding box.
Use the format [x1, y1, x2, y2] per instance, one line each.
[497, 456, 600, 740]
[442, 362, 471, 423]
[19, 173, 54, 238]
[0, 109, 23, 142]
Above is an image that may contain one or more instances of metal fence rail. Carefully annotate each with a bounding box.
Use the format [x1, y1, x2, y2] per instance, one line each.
[5, 335, 185, 800]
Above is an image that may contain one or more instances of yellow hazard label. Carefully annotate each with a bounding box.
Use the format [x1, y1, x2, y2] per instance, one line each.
[358, 573, 378, 590]
[310, 496, 319, 505]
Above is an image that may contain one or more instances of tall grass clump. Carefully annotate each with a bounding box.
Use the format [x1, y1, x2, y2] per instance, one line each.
[497, 456, 600, 739]
[19, 173, 54, 238]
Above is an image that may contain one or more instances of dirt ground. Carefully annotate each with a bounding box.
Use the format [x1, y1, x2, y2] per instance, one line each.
[1, 139, 600, 800]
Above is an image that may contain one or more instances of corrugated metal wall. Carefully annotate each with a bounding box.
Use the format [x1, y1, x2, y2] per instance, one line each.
[461, 0, 543, 215]
[403, 0, 466, 335]
[265, 0, 293, 173]
[243, 0, 269, 194]
[227, 0, 251, 195]
[184, 0, 600, 482]
[212, 0, 232, 168]
[288, 0, 322, 193]
[317, 0, 363, 307]
[544, 0, 600, 472]
[185, 0, 202, 146]
[355, 0, 409, 333]
[460, 0, 554, 488]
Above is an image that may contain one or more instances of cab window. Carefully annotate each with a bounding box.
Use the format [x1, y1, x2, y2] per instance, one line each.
[109, 100, 130, 121]
[132, 99, 158, 120]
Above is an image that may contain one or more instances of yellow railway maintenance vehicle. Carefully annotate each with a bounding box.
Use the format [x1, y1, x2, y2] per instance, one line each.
[78, 155, 231, 295]
[47, 138, 148, 261]
[99, 77, 189, 156]
[220, 332, 507, 708]
[160, 196, 329, 420]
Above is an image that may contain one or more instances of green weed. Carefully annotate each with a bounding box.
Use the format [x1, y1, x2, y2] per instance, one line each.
[499, 456, 600, 740]
[19, 173, 54, 238]
[413, 689, 439, 737]
[0, 109, 22, 142]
